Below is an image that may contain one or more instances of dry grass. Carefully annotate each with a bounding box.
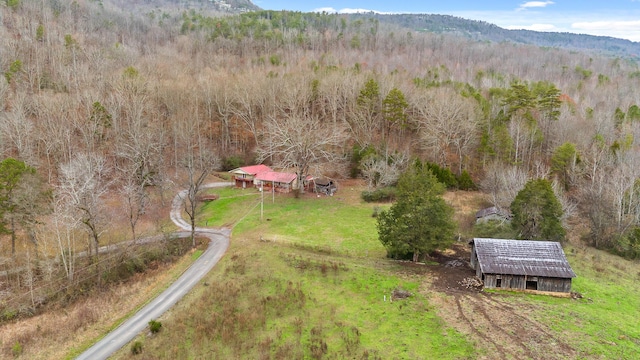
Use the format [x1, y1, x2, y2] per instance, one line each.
[443, 190, 489, 236]
[0, 249, 198, 359]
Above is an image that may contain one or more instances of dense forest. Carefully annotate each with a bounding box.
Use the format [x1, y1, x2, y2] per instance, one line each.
[2, 0, 640, 322]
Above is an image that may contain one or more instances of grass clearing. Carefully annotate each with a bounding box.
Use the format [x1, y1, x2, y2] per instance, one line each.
[97, 184, 640, 359]
[113, 241, 476, 359]
[200, 186, 388, 258]
[525, 246, 640, 358]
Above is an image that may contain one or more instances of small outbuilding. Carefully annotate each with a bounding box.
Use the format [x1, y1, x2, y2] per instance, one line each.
[312, 177, 337, 195]
[475, 206, 512, 223]
[470, 238, 576, 293]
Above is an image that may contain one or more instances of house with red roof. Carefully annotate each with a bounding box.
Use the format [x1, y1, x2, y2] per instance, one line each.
[229, 164, 272, 189]
[255, 171, 298, 193]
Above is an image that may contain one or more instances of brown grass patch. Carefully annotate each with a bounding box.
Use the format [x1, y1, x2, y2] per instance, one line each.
[0, 251, 195, 359]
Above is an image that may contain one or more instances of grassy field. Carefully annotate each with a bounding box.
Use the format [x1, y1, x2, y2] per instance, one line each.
[112, 183, 640, 359]
[530, 246, 640, 358]
[199, 184, 388, 258]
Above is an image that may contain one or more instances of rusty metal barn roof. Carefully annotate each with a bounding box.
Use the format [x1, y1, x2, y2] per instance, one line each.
[473, 238, 576, 278]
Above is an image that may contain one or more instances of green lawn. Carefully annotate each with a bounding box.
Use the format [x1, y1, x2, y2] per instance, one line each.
[199, 187, 388, 258]
[526, 247, 640, 358]
[119, 185, 640, 359]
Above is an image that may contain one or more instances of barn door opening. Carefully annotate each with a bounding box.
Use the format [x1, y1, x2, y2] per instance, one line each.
[496, 279, 502, 288]
[526, 280, 538, 290]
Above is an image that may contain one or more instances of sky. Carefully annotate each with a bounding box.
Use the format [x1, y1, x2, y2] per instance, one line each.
[253, 1, 640, 42]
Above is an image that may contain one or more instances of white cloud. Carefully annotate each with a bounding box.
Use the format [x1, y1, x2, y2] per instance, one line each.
[517, 1, 555, 11]
[312, 7, 338, 13]
[572, 20, 640, 41]
[572, 20, 640, 31]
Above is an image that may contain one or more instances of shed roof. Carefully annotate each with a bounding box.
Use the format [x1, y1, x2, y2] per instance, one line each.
[473, 238, 576, 278]
[255, 171, 297, 184]
[229, 164, 272, 176]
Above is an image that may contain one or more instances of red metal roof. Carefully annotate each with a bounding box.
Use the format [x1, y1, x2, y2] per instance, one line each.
[230, 164, 272, 176]
[255, 171, 297, 183]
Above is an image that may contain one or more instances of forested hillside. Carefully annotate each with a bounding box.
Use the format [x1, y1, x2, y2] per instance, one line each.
[356, 13, 640, 58]
[2, 0, 640, 327]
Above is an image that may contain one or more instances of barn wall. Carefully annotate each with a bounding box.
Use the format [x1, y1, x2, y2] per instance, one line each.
[538, 277, 572, 293]
[470, 244, 478, 270]
[484, 274, 496, 288]
[483, 274, 526, 290]
[482, 273, 572, 293]
[502, 275, 526, 290]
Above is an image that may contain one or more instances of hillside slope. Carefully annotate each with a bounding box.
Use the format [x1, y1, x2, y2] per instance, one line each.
[350, 13, 640, 58]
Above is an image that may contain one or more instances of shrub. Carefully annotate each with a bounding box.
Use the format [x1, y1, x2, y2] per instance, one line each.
[350, 144, 377, 178]
[473, 220, 516, 239]
[221, 155, 244, 171]
[131, 340, 143, 355]
[12, 341, 23, 357]
[457, 170, 477, 190]
[361, 187, 396, 202]
[149, 319, 162, 334]
[425, 162, 458, 189]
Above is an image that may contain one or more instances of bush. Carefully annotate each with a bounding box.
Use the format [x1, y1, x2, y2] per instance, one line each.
[613, 227, 640, 259]
[473, 220, 517, 239]
[131, 340, 143, 355]
[221, 155, 244, 171]
[361, 187, 396, 202]
[425, 162, 458, 189]
[149, 319, 162, 334]
[12, 341, 23, 357]
[457, 170, 477, 190]
[350, 144, 377, 178]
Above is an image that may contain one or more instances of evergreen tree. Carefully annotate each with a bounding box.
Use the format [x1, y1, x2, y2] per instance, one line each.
[551, 142, 580, 190]
[382, 87, 408, 138]
[0, 158, 49, 255]
[510, 179, 565, 241]
[377, 161, 456, 261]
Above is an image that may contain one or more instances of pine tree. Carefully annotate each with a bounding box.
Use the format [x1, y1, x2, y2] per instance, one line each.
[377, 161, 456, 261]
[510, 179, 565, 241]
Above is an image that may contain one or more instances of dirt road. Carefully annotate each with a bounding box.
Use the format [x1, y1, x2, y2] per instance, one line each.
[426, 246, 576, 360]
[76, 183, 232, 360]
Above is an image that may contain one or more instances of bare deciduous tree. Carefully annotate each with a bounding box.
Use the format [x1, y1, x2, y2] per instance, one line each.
[116, 120, 164, 241]
[412, 87, 480, 172]
[0, 106, 36, 165]
[257, 112, 348, 193]
[480, 161, 531, 209]
[57, 153, 109, 258]
[360, 151, 409, 190]
[41, 201, 79, 282]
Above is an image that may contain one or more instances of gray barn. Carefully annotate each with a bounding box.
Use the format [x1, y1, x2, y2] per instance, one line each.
[470, 238, 576, 293]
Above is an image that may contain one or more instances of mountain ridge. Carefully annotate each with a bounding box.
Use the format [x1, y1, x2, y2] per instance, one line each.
[343, 13, 640, 58]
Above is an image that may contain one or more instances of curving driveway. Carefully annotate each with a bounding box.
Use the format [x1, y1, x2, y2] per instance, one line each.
[76, 182, 233, 360]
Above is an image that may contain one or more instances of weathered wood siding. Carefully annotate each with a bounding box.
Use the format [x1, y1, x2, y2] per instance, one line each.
[482, 274, 571, 293]
[483, 274, 526, 289]
[470, 245, 478, 270]
[538, 277, 572, 293]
